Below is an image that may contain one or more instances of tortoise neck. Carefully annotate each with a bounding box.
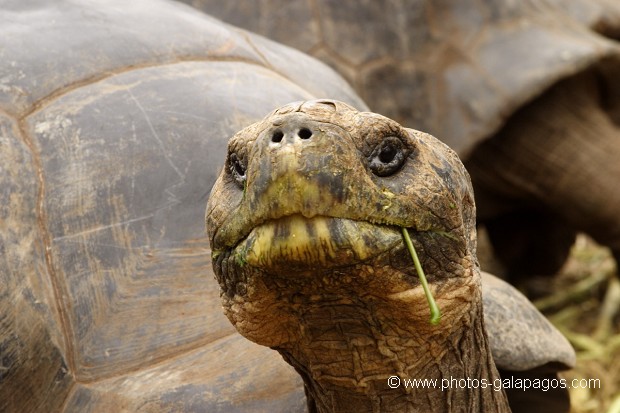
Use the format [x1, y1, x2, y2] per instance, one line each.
[275, 292, 510, 413]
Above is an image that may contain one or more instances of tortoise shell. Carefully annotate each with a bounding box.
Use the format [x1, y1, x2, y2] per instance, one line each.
[0, 0, 363, 411]
[181, 0, 620, 155]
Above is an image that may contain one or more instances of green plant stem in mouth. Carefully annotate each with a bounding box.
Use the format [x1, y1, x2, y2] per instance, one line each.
[401, 227, 442, 325]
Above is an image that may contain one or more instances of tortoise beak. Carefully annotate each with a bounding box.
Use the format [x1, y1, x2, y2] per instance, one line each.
[232, 215, 402, 270]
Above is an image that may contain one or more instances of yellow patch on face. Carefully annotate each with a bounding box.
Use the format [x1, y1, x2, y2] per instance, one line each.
[238, 215, 401, 269]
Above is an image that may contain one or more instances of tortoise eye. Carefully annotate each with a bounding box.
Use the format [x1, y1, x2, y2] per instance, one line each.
[369, 136, 408, 177]
[228, 152, 246, 188]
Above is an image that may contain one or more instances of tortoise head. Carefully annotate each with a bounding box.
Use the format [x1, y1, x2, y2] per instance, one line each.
[206, 100, 499, 411]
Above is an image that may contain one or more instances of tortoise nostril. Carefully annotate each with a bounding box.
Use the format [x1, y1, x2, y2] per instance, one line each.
[271, 130, 284, 143]
[298, 128, 312, 140]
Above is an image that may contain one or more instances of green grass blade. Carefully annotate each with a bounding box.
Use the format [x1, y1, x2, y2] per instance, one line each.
[401, 227, 441, 325]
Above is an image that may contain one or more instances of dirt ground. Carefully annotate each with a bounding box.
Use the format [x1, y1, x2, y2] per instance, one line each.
[479, 231, 620, 412]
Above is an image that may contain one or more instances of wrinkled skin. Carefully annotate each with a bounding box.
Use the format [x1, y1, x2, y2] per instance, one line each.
[206, 100, 510, 412]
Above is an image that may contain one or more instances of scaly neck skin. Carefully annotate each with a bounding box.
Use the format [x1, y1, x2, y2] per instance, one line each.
[274, 279, 511, 413]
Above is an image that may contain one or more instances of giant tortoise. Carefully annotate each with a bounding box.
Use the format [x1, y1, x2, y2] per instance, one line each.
[0, 0, 365, 411]
[206, 99, 576, 412]
[183, 0, 620, 279]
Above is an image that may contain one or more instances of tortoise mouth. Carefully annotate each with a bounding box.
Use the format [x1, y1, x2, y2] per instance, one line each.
[230, 214, 403, 270]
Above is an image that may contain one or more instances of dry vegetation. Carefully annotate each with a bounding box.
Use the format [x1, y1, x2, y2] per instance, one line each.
[480, 232, 620, 412]
[536, 236, 620, 413]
